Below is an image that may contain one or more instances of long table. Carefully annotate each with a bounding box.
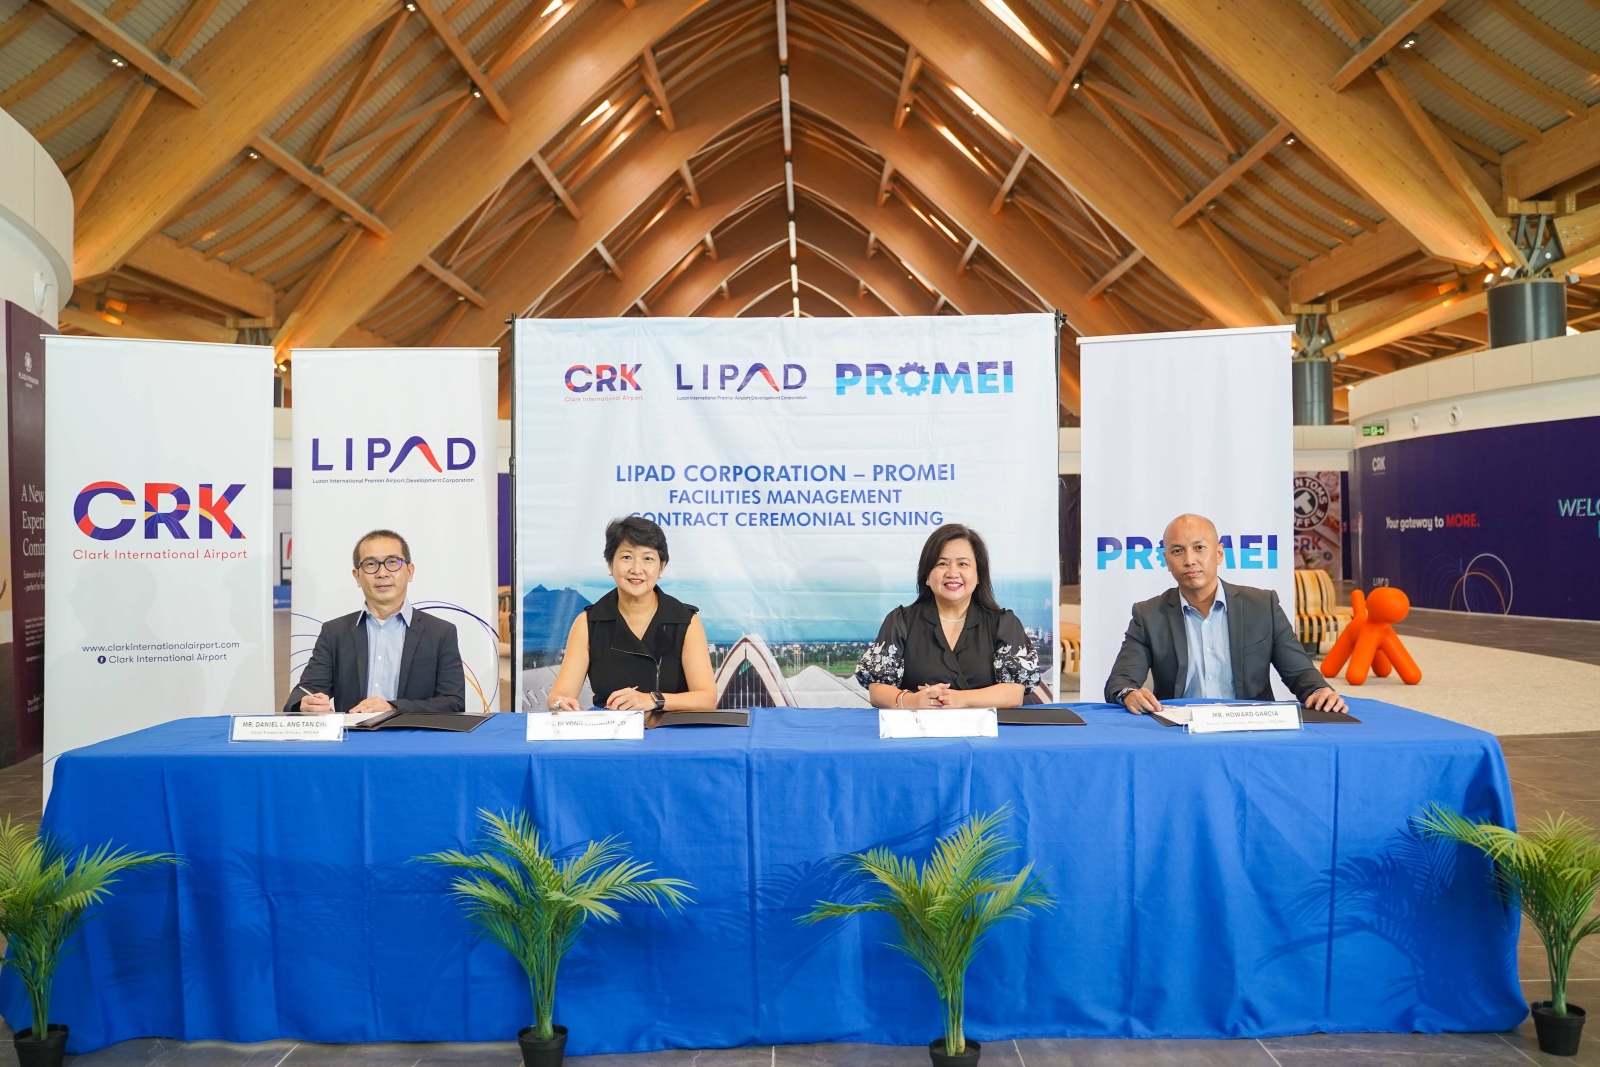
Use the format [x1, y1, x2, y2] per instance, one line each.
[1, 701, 1524, 1053]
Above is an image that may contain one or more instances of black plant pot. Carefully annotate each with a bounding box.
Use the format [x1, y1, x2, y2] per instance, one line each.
[518, 1023, 568, 1067]
[1531, 1002, 1586, 1057]
[13, 1024, 68, 1067]
[928, 1037, 980, 1067]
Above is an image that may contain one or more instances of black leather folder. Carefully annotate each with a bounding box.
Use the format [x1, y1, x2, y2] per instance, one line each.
[348, 711, 492, 732]
[652, 710, 751, 727]
[998, 708, 1086, 725]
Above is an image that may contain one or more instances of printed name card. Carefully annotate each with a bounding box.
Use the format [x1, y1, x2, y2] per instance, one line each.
[879, 708, 999, 739]
[231, 716, 344, 742]
[1187, 702, 1303, 734]
[526, 710, 645, 741]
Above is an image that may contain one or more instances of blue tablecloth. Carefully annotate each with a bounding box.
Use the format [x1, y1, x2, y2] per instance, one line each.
[1, 700, 1524, 1053]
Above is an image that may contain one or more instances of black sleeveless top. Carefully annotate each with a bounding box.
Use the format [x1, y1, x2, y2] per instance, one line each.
[583, 588, 699, 705]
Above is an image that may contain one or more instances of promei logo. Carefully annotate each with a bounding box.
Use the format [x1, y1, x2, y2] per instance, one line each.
[835, 361, 1013, 396]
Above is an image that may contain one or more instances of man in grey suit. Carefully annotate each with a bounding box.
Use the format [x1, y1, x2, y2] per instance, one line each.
[1105, 513, 1348, 715]
[285, 529, 466, 715]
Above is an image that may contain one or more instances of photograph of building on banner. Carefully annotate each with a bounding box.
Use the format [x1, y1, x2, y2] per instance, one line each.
[514, 316, 1060, 710]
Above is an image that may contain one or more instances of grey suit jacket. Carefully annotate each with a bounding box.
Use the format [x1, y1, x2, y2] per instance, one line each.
[284, 607, 465, 714]
[1103, 581, 1327, 704]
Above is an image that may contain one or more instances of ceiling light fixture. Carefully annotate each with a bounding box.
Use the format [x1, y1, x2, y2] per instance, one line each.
[106, 52, 129, 69]
[403, 0, 417, 11]
[788, 220, 797, 260]
[1483, 272, 1495, 284]
[1500, 265, 1515, 277]
[1399, 31, 1418, 49]
[245, 148, 261, 161]
[471, 87, 482, 98]
[1069, 73, 1084, 91]
[790, 263, 799, 292]
[792, 296, 800, 316]
[1283, 133, 1297, 146]
[581, 100, 611, 125]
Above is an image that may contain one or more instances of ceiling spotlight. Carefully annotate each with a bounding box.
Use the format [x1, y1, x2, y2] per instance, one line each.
[1069, 73, 1084, 91]
[903, 103, 912, 113]
[339, 212, 353, 223]
[403, 0, 417, 10]
[456, 294, 466, 301]
[1283, 133, 1297, 146]
[245, 147, 261, 161]
[1567, 272, 1581, 284]
[106, 51, 129, 68]
[471, 87, 483, 98]
[1399, 31, 1418, 49]
[1500, 265, 1515, 277]
[1484, 272, 1495, 284]
[655, 107, 662, 116]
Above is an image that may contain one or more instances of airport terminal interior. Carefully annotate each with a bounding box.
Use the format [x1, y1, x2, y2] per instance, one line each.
[4, 0, 1600, 1061]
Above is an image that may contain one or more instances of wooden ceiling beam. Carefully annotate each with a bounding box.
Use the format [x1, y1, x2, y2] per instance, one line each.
[893, 46, 922, 128]
[414, 0, 510, 122]
[641, 46, 676, 131]
[1288, 220, 1422, 304]
[1129, 1, 1234, 152]
[791, 51, 1124, 334]
[851, 0, 1280, 327]
[420, 255, 487, 307]
[321, 88, 471, 170]
[1085, 248, 1143, 299]
[989, 147, 1029, 214]
[36, 0, 206, 106]
[310, 10, 412, 167]
[274, 0, 717, 352]
[249, 134, 390, 237]
[1479, 0, 1600, 77]
[1171, 120, 1290, 228]
[1504, 116, 1600, 202]
[1048, 0, 1118, 115]
[1327, 0, 1448, 91]
[1429, 13, 1585, 121]
[1146, 0, 1494, 265]
[73, 0, 395, 280]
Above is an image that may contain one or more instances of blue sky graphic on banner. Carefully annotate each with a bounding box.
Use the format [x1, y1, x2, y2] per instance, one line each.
[513, 316, 1060, 710]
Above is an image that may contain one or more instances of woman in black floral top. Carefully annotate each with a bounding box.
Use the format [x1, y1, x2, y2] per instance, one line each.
[856, 523, 1040, 709]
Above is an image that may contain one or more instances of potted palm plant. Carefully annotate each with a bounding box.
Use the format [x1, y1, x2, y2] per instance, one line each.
[0, 816, 177, 1067]
[801, 808, 1052, 1067]
[1417, 805, 1600, 1057]
[417, 809, 692, 1067]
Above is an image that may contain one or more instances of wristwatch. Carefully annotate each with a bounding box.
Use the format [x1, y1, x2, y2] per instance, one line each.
[651, 690, 666, 711]
[1113, 686, 1135, 706]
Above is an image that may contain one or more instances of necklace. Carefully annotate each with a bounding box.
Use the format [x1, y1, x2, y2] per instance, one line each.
[939, 613, 967, 624]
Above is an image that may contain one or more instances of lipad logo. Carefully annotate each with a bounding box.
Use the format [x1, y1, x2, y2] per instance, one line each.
[74, 481, 246, 540]
[836, 361, 1014, 396]
[1095, 534, 1281, 570]
[675, 362, 807, 392]
[310, 435, 477, 473]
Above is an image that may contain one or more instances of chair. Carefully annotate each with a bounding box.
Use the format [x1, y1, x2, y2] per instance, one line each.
[1293, 569, 1351, 654]
[1059, 622, 1081, 673]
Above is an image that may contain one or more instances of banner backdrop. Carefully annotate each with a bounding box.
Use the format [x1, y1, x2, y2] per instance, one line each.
[1350, 415, 1600, 620]
[514, 316, 1059, 710]
[45, 337, 273, 778]
[289, 349, 500, 710]
[1079, 326, 1295, 700]
[3, 302, 48, 765]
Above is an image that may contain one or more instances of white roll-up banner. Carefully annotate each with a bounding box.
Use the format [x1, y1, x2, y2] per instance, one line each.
[289, 348, 500, 711]
[45, 336, 274, 777]
[1079, 325, 1295, 700]
[512, 316, 1060, 710]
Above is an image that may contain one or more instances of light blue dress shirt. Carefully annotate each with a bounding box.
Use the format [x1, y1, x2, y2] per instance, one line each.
[1181, 584, 1236, 700]
[363, 600, 413, 701]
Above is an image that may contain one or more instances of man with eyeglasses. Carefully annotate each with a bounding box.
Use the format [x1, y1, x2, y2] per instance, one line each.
[284, 529, 466, 714]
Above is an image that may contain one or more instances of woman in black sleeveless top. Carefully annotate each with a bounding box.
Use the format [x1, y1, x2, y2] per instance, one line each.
[547, 516, 717, 713]
[856, 524, 1040, 709]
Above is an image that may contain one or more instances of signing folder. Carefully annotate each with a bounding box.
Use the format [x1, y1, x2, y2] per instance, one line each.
[347, 711, 492, 732]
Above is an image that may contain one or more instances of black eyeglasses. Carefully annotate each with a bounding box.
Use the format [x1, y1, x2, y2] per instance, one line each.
[358, 555, 407, 574]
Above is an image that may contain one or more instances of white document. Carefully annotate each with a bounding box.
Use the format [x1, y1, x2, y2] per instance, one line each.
[1186, 702, 1302, 734]
[879, 708, 999, 738]
[231, 716, 344, 742]
[526, 710, 645, 741]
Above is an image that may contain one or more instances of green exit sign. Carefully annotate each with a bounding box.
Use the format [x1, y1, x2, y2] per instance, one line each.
[1362, 422, 1388, 437]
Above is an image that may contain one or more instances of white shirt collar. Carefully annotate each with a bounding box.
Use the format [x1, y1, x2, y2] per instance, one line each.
[362, 599, 413, 626]
[1180, 581, 1226, 617]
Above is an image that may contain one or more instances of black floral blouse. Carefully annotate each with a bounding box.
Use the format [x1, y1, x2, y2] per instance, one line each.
[855, 601, 1041, 691]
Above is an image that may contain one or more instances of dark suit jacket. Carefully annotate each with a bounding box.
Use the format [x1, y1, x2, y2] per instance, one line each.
[1103, 581, 1327, 704]
[284, 607, 466, 714]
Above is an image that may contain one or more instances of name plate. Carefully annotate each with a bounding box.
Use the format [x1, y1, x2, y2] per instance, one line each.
[879, 708, 998, 739]
[1187, 702, 1302, 734]
[526, 710, 645, 741]
[231, 716, 344, 742]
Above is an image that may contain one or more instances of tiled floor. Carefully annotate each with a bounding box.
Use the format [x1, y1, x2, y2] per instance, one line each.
[3, 608, 1598, 1066]
[1396, 609, 1600, 669]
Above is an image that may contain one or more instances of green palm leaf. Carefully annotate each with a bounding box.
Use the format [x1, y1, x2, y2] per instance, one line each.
[800, 807, 1053, 1056]
[416, 808, 694, 1042]
[1418, 804, 1600, 1017]
[0, 817, 178, 1039]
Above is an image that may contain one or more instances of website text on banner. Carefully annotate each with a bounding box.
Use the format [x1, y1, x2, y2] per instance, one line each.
[1079, 326, 1296, 699]
[289, 348, 501, 711]
[514, 316, 1060, 710]
[44, 336, 274, 784]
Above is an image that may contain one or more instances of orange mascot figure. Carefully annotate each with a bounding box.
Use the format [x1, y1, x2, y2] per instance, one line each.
[1320, 586, 1422, 686]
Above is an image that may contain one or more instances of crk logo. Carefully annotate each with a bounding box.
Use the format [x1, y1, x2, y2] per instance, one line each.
[675, 363, 807, 392]
[566, 364, 642, 392]
[311, 436, 477, 472]
[74, 481, 245, 540]
[1371, 456, 1387, 472]
[835, 361, 1013, 395]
